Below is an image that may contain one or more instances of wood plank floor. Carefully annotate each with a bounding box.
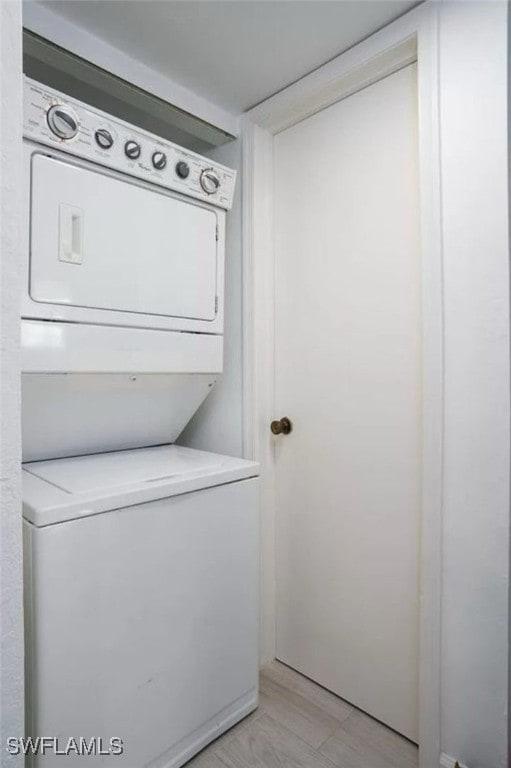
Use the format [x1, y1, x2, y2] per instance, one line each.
[185, 661, 418, 768]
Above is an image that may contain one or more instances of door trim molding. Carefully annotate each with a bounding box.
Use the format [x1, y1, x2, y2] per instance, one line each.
[242, 4, 443, 767]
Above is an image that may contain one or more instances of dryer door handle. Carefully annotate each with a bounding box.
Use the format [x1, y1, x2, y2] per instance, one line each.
[59, 204, 83, 265]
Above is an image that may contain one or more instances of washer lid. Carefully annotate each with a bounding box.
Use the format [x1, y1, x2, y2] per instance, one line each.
[22, 445, 259, 527]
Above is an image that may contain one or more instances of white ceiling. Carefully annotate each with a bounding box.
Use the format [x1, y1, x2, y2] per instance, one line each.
[35, 0, 421, 113]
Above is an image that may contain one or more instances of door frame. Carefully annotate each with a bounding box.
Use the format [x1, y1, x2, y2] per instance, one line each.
[241, 3, 443, 767]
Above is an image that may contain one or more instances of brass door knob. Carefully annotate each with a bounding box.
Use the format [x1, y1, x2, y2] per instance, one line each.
[270, 417, 292, 435]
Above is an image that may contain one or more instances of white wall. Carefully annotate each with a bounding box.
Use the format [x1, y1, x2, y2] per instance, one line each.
[0, 0, 24, 762]
[178, 139, 244, 458]
[439, 2, 509, 766]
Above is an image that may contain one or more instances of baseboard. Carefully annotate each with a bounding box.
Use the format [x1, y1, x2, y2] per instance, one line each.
[440, 753, 468, 768]
[147, 687, 259, 768]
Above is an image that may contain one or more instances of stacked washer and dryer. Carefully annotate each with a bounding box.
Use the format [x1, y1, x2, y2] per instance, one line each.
[21, 78, 259, 767]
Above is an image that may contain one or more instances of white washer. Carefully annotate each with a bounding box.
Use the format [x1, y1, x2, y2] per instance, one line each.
[21, 79, 259, 768]
[23, 445, 259, 768]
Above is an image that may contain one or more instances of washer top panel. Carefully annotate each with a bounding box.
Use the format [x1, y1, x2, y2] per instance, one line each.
[23, 445, 259, 526]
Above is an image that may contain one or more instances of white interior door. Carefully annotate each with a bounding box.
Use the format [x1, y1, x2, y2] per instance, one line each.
[273, 64, 421, 742]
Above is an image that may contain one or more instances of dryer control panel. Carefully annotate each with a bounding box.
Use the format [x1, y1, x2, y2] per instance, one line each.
[23, 78, 237, 210]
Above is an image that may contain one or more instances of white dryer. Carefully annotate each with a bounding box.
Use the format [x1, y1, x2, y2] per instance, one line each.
[21, 78, 259, 768]
[22, 76, 236, 460]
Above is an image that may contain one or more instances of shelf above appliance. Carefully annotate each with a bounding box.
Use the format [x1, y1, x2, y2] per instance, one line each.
[23, 29, 236, 154]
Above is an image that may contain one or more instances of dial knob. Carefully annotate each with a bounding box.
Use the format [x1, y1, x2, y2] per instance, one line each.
[175, 161, 190, 179]
[95, 128, 114, 149]
[125, 140, 141, 159]
[46, 105, 78, 140]
[152, 151, 167, 170]
[200, 168, 221, 195]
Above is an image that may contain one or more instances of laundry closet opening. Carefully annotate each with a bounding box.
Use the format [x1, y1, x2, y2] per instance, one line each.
[21, 66, 258, 768]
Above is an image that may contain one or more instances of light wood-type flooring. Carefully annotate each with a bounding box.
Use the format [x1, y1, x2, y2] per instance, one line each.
[185, 661, 418, 768]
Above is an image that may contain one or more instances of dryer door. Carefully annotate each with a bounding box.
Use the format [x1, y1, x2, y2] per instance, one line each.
[29, 154, 218, 322]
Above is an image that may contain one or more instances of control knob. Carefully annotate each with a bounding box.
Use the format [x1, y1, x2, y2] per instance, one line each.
[175, 161, 190, 179]
[46, 105, 78, 140]
[125, 140, 141, 159]
[200, 168, 220, 195]
[152, 151, 167, 170]
[95, 128, 114, 149]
